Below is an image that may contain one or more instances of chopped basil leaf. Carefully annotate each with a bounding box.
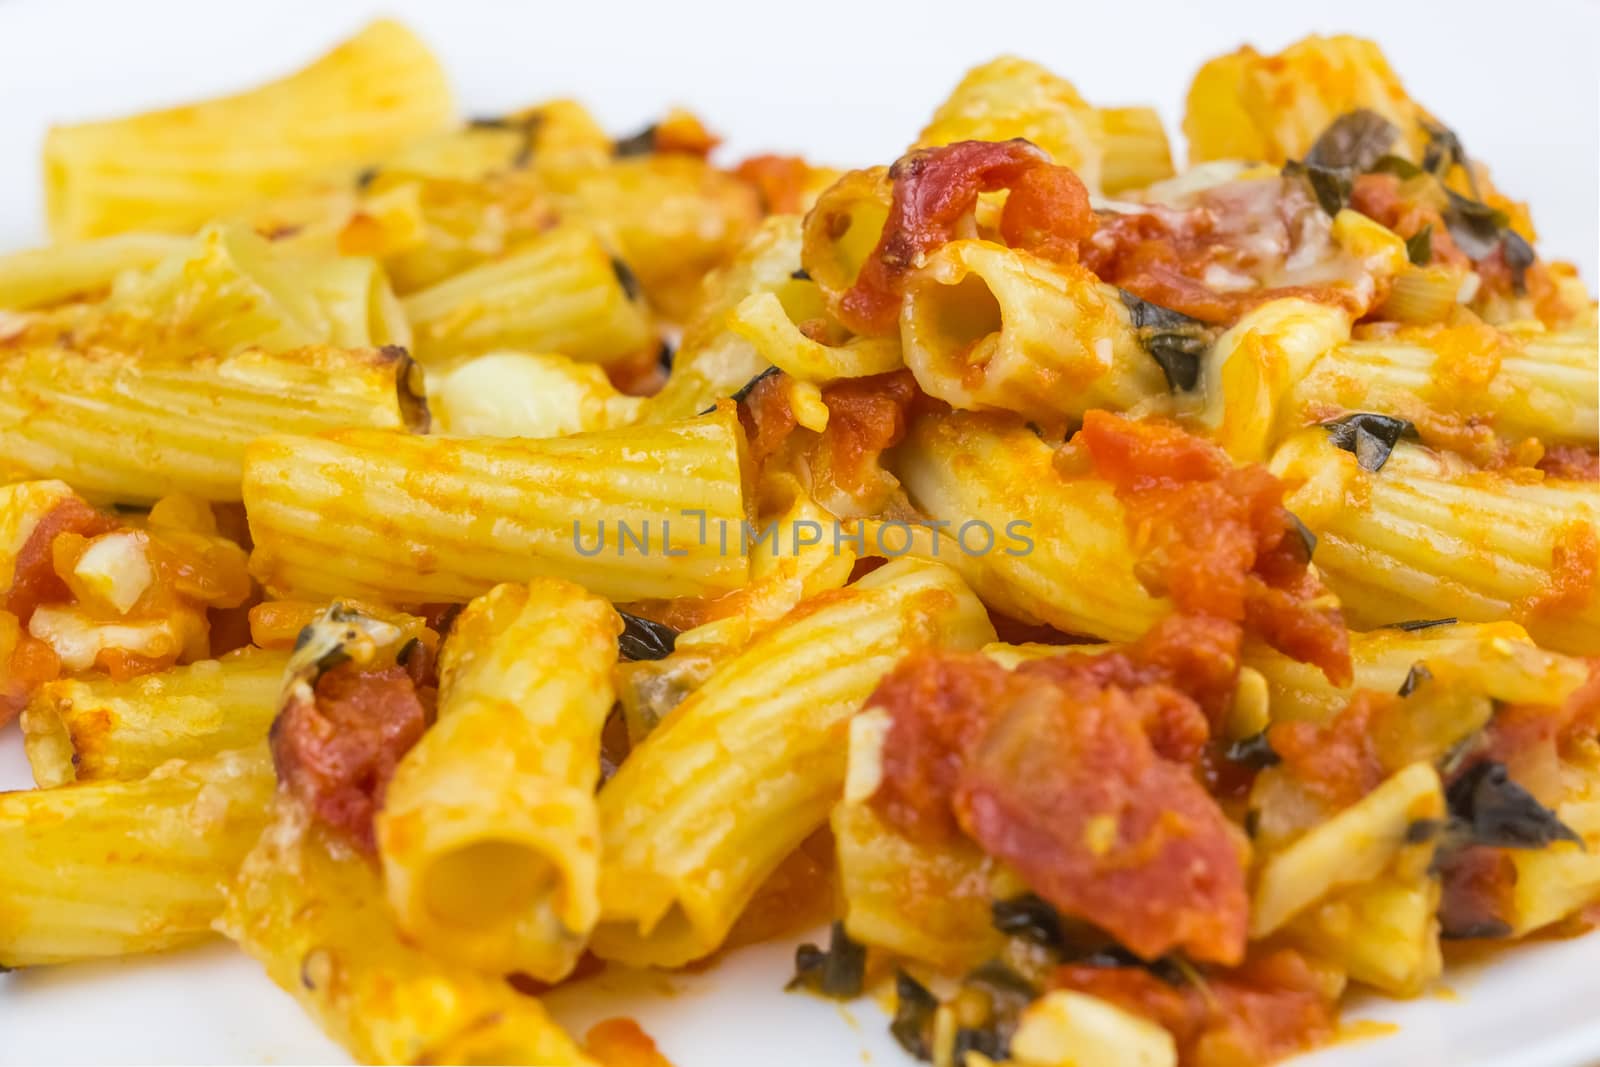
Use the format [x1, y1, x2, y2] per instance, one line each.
[1441, 917, 1514, 941]
[1304, 164, 1353, 216]
[953, 1028, 1008, 1063]
[1420, 118, 1482, 199]
[1397, 661, 1433, 698]
[431, 603, 464, 638]
[611, 257, 642, 302]
[1439, 185, 1536, 288]
[1385, 617, 1458, 632]
[964, 958, 1038, 999]
[1443, 190, 1510, 260]
[1283, 159, 1351, 216]
[466, 113, 542, 167]
[354, 165, 380, 190]
[889, 970, 938, 1061]
[613, 124, 659, 158]
[790, 268, 812, 281]
[1285, 512, 1318, 562]
[704, 363, 784, 412]
[1118, 290, 1215, 391]
[1502, 230, 1535, 295]
[955, 960, 1036, 1060]
[1446, 760, 1584, 850]
[387, 346, 432, 434]
[616, 612, 678, 661]
[1369, 154, 1424, 180]
[1405, 223, 1434, 266]
[786, 921, 866, 999]
[1224, 731, 1281, 769]
[1072, 945, 1188, 986]
[1406, 817, 1445, 844]
[991, 893, 1064, 948]
[1306, 110, 1400, 172]
[1322, 412, 1417, 472]
[1421, 119, 1467, 175]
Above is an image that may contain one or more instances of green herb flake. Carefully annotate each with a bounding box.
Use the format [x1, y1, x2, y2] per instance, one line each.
[888, 970, 938, 1061]
[786, 921, 866, 999]
[1405, 223, 1434, 266]
[1305, 109, 1401, 172]
[1322, 412, 1417, 472]
[1446, 760, 1584, 851]
[1118, 290, 1216, 391]
[616, 612, 678, 661]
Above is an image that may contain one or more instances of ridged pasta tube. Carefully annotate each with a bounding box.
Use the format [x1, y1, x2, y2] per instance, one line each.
[378, 580, 619, 981]
[591, 559, 995, 967]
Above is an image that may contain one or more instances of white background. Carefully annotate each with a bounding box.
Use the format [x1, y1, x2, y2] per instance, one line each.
[1, 1, 1598, 1064]
[0, 0, 1596, 278]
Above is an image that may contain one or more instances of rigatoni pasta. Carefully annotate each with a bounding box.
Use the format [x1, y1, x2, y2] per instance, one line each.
[378, 579, 619, 981]
[1273, 429, 1600, 653]
[900, 239, 1167, 420]
[0, 344, 427, 503]
[223, 803, 596, 1067]
[43, 19, 453, 240]
[915, 56, 1106, 191]
[63, 223, 411, 358]
[0, 746, 272, 967]
[242, 406, 750, 604]
[640, 214, 802, 422]
[2, 20, 1598, 1067]
[19, 648, 287, 788]
[401, 223, 653, 366]
[896, 410, 1166, 641]
[1288, 323, 1600, 454]
[591, 559, 995, 967]
[0, 233, 188, 310]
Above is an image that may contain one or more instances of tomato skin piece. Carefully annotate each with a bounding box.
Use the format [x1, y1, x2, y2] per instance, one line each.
[271, 663, 431, 853]
[869, 614, 1252, 965]
[1076, 411, 1351, 686]
[837, 140, 1093, 335]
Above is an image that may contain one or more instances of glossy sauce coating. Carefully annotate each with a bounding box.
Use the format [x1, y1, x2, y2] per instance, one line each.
[869, 614, 1250, 964]
[271, 663, 432, 853]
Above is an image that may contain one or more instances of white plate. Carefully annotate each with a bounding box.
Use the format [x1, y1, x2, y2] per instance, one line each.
[1, 2, 1597, 1064]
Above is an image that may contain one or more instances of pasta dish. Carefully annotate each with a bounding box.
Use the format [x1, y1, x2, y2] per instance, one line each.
[1, 20, 1597, 1067]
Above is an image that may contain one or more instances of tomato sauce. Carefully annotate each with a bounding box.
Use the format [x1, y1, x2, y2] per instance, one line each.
[1537, 446, 1600, 482]
[1436, 845, 1517, 940]
[1521, 521, 1598, 620]
[584, 1018, 675, 1067]
[0, 633, 59, 725]
[1349, 173, 1468, 267]
[270, 663, 431, 853]
[739, 368, 922, 503]
[869, 614, 1251, 965]
[1081, 182, 1375, 325]
[735, 154, 814, 215]
[836, 140, 1093, 335]
[1075, 412, 1351, 685]
[1051, 947, 1338, 1067]
[1268, 692, 1388, 811]
[3, 497, 113, 623]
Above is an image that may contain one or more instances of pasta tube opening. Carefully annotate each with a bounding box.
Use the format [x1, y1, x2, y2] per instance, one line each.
[901, 240, 1165, 421]
[424, 838, 561, 929]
